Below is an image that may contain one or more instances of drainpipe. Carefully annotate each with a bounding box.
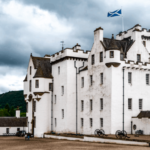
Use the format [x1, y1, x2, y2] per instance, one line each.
[74, 61, 84, 134]
[123, 67, 125, 131]
[51, 79, 54, 132]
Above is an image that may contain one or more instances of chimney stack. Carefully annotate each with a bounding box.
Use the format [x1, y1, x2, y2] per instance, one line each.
[16, 106, 20, 118]
[94, 27, 103, 42]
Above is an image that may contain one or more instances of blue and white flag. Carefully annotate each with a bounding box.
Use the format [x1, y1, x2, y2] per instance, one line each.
[107, 9, 122, 17]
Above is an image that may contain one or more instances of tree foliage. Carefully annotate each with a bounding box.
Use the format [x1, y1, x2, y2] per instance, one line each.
[0, 91, 26, 117]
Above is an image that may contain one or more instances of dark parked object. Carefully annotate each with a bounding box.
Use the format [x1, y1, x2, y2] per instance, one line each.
[16, 130, 26, 137]
[115, 130, 130, 139]
[135, 130, 143, 137]
[94, 129, 107, 137]
[25, 133, 33, 140]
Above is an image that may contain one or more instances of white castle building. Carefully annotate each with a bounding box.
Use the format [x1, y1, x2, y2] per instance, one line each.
[24, 24, 150, 137]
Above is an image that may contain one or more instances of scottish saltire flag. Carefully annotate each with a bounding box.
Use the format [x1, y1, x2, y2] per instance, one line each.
[107, 9, 122, 17]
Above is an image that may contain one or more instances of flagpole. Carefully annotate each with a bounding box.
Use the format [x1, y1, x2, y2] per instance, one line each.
[122, 6, 124, 32]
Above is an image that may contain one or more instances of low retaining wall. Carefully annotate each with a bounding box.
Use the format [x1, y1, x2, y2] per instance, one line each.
[44, 134, 149, 146]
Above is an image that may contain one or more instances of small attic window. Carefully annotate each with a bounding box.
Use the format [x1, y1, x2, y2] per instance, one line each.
[49, 83, 53, 91]
[143, 41, 146, 47]
[137, 54, 141, 62]
[110, 51, 114, 58]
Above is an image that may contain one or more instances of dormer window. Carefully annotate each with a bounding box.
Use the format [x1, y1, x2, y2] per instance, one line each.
[137, 54, 141, 62]
[143, 41, 146, 47]
[91, 54, 95, 65]
[110, 51, 114, 58]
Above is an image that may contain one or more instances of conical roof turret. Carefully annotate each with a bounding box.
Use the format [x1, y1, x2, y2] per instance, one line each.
[107, 34, 120, 50]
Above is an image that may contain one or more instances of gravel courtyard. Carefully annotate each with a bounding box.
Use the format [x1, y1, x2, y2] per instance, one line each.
[0, 136, 150, 150]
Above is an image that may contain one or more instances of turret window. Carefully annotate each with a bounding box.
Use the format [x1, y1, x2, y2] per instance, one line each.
[29, 80, 32, 92]
[30, 66, 32, 75]
[110, 51, 114, 58]
[35, 80, 39, 88]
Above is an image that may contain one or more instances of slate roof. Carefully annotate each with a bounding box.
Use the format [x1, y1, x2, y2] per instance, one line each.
[102, 36, 134, 54]
[32, 56, 53, 79]
[0, 117, 27, 127]
[137, 111, 150, 118]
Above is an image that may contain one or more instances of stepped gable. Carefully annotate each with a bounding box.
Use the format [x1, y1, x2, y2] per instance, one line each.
[0, 117, 27, 127]
[103, 35, 134, 54]
[32, 56, 53, 79]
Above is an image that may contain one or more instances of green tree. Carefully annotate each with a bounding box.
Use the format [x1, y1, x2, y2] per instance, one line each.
[5, 103, 10, 112]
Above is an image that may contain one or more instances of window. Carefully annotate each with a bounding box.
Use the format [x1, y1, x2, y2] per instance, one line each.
[62, 109, 64, 119]
[54, 95, 56, 104]
[139, 99, 142, 109]
[100, 52, 103, 62]
[81, 118, 84, 127]
[91, 54, 95, 65]
[35, 80, 39, 88]
[61, 86, 64, 95]
[30, 66, 32, 75]
[90, 118, 93, 127]
[29, 80, 32, 92]
[58, 66, 60, 74]
[146, 74, 149, 85]
[120, 53, 124, 60]
[128, 72, 132, 83]
[49, 83, 53, 91]
[90, 75, 93, 86]
[128, 99, 132, 109]
[143, 41, 146, 47]
[33, 101, 36, 112]
[110, 51, 114, 58]
[81, 77, 84, 88]
[90, 99, 93, 111]
[6, 128, 9, 134]
[100, 98, 103, 110]
[55, 118, 57, 127]
[81, 100, 84, 111]
[26, 103, 28, 112]
[17, 128, 20, 131]
[137, 54, 141, 62]
[34, 117, 36, 128]
[100, 118, 103, 127]
[100, 73, 103, 84]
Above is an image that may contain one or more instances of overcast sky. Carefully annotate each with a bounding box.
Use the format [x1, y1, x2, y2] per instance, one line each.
[0, 0, 150, 94]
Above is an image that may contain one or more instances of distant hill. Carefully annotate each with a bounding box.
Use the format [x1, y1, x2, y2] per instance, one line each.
[0, 90, 26, 112]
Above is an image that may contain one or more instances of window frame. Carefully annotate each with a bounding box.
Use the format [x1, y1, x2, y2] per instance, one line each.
[35, 80, 39, 88]
[6, 128, 9, 134]
[120, 53, 124, 60]
[81, 77, 84, 88]
[100, 98, 103, 110]
[137, 54, 141, 62]
[128, 98, 132, 110]
[128, 72, 132, 84]
[90, 99, 93, 111]
[33, 101, 36, 112]
[55, 118, 57, 127]
[54, 95, 56, 104]
[100, 118, 103, 128]
[100, 52, 103, 62]
[58, 66, 60, 75]
[139, 99, 142, 109]
[110, 51, 114, 58]
[81, 100, 84, 112]
[90, 118, 93, 128]
[90, 75, 93, 86]
[81, 118, 84, 127]
[49, 83, 53, 91]
[91, 54, 95, 65]
[30, 66, 32, 75]
[62, 109, 64, 119]
[146, 74, 149, 85]
[61, 86, 64, 96]
[29, 80, 32, 92]
[100, 73, 103, 84]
